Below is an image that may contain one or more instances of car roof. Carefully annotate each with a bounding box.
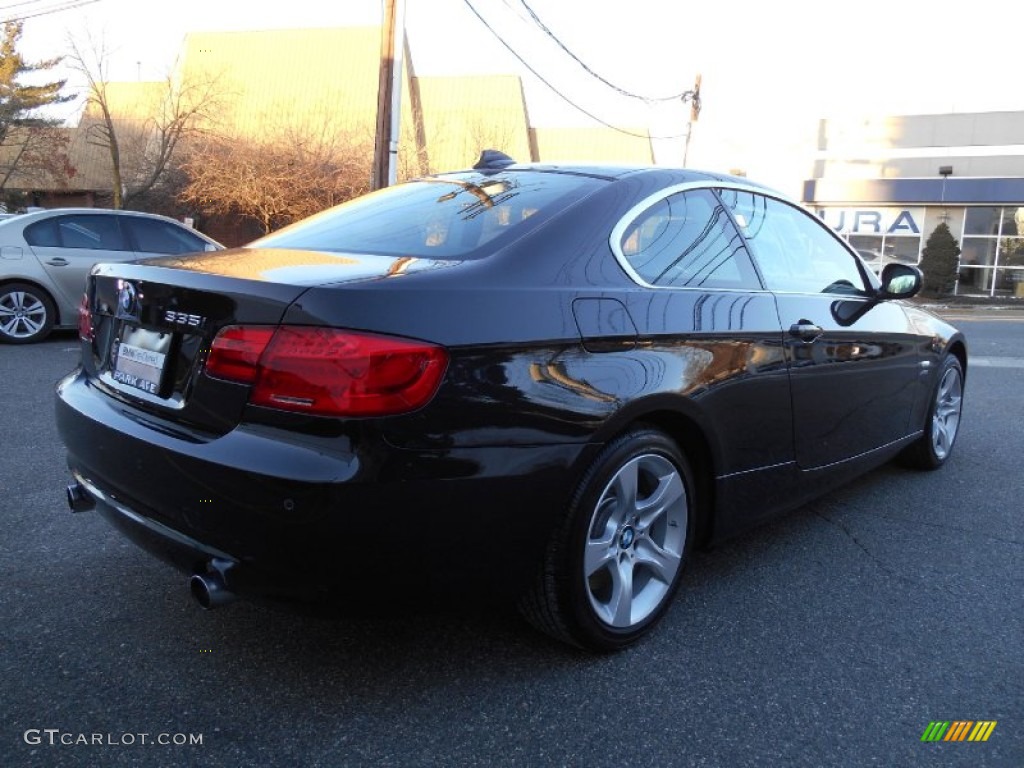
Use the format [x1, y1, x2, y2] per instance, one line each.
[10, 207, 184, 222]
[432, 162, 777, 193]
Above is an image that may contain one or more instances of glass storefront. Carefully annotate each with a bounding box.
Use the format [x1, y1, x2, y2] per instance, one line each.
[956, 206, 1024, 297]
[816, 206, 924, 276]
[816, 204, 1024, 298]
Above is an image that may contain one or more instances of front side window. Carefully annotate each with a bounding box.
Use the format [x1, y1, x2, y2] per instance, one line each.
[617, 188, 760, 290]
[848, 235, 884, 269]
[721, 191, 868, 295]
[252, 171, 606, 260]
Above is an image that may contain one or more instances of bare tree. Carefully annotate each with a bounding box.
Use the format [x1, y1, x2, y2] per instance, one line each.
[0, 123, 74, 194]
[66, 32, 222, 209]
[180, 118, 372, 234]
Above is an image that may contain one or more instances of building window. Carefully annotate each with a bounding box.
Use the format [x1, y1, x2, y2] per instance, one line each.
[963, 207, 1001, 236]
[956, 206, 1024, 297]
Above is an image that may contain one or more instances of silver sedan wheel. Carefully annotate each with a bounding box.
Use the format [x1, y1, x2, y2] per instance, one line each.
[0, 289, 48, 340]
[583, 453, 688, 629]
[931, 365, 963, 460]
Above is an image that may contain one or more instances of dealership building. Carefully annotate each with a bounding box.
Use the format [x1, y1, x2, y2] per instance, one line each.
[801, 111, 1024, 298]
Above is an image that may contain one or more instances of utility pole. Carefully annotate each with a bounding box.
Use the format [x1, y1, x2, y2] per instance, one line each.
[404, 35, 430, 177]
[372, 0, 407, 190]
[682, 73, 701, 167]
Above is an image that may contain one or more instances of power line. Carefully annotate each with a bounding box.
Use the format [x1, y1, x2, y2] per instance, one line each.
[0, 0, 63, 11]
[1, 0, 100, 24]
[462, 0, 690, 141]
[517, 0, 691, 103]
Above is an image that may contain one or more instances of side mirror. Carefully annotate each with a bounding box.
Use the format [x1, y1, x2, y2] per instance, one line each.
[878, 263, 922, 300]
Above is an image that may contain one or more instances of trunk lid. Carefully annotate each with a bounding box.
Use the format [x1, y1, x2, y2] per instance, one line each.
[81, 248, 462, 434]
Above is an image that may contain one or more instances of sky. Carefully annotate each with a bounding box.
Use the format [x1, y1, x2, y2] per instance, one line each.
[11, 0, 1023, 196]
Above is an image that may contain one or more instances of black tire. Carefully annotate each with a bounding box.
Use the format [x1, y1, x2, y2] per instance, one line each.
[519, 427, 695, 651]
[899, 354, 964, 470]
[0, 282, 56, 344]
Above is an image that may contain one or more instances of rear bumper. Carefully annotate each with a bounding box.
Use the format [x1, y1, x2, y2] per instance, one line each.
[55, 370, 590, 602]
[70, 470, 289, 597]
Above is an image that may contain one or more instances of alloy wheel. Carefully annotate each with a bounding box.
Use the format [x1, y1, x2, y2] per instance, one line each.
[583, 453, 688, 629]
[0, 289, 48, 340]
[931, 365, 962, 460]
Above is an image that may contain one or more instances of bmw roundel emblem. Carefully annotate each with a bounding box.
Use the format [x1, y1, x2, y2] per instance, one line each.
[117, 280, 138, 317]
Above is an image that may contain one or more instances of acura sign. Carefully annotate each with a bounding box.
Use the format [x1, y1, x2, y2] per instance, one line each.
[816, 207, 924, 236]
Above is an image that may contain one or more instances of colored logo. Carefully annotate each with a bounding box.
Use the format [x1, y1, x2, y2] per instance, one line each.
[117, 280, 138, 319]
[921, 721, 997, 742]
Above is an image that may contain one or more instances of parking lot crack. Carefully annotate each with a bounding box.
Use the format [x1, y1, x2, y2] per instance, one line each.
[846, 509, 1023, 547]
[814, 511, 960, 596]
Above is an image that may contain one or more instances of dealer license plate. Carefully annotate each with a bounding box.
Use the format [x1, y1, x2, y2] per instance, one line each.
[112, 326, 170, 395]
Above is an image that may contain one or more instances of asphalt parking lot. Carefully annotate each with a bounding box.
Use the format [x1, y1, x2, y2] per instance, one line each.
[1, 317, 1021, 767]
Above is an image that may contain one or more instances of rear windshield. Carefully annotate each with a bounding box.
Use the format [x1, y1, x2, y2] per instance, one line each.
[251, 170, 606, 259]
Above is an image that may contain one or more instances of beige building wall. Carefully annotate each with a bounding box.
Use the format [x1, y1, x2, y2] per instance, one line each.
[403, 74, 533, 175]
[531, 127, 653, 164]
[82, 81, 167, 122]
[179, 27, 381, 143]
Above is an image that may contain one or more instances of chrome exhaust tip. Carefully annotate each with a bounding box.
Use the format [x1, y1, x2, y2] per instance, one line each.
[66, 483, 95, 513]
[189, 571, 236, 609]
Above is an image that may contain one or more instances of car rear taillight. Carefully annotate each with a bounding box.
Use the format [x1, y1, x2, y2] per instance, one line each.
[206, 326, 448, 417]
[77, 294, 93, 342]
[206, 326, 275, 383]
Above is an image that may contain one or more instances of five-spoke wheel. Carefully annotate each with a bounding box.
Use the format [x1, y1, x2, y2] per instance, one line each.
[931, 362, 963, 461]
[900, 353, 964, 470]
[583, 453, 687, 629]
[520, 428, 694, 651]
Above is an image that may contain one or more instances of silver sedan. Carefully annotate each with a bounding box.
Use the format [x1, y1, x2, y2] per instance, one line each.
[0, 208, 221, 343]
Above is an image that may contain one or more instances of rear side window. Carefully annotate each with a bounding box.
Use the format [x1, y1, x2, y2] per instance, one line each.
[124, 217, 207, 254]
[617, 188, 761, 290]
[26, 215, 129, 251]
[24, 219, 59, 247]
[252, 171, 606, 259]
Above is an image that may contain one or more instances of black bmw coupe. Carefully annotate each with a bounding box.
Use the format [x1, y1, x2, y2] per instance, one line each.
[56, 156, 966, 650]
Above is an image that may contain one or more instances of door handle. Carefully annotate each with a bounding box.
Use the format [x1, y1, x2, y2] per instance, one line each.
[45, 258, 70, 266]
[789, 321, 824, 342]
